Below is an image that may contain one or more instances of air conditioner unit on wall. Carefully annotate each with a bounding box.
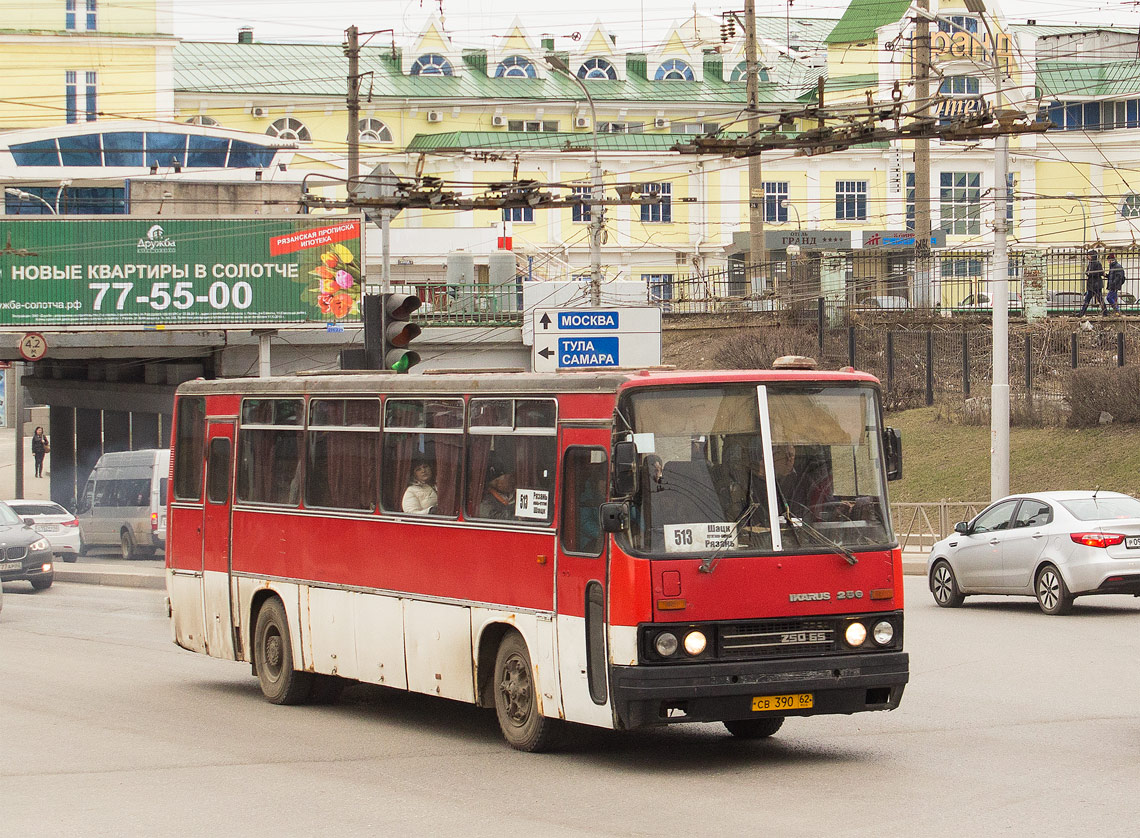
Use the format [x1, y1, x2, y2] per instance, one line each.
[492, 114, 506, 127]
[574, 116, 590, 129]
[654, 117, 669, 129]
[427, 110, 443, 123]
[250, 106, 269, 119]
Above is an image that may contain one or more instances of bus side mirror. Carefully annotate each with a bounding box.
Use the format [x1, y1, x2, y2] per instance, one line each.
[612, 441, 637, 497]
[600, 501, 629, 533]
[883, 427, 902, 481]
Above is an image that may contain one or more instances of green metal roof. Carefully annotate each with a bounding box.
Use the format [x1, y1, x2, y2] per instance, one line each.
[173, 40, 819, 106]
[1037, 60, 1140, 98]
[825, 0, 912, 45]
[404, 131, 733, 153]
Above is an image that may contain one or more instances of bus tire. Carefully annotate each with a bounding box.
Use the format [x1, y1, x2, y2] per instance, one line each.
[253, 598, 313, 705]
[493, 632, 562, 752]
[724, 717, 784, 739]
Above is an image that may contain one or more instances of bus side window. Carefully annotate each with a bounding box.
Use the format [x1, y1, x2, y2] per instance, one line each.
[560, 448, 608, 556]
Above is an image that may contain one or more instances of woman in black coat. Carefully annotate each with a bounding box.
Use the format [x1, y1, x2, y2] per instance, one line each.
[31, 426, 49, 478]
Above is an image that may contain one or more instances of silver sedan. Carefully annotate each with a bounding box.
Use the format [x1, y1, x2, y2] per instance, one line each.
[927, 491, 1140, 615]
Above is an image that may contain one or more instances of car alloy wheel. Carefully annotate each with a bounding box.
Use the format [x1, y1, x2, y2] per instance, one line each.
[930, 560, 965, 608]
[1035, 564, 1073, 615]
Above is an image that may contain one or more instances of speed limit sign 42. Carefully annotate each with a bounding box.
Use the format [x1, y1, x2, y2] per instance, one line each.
[19, 332, 47, 362]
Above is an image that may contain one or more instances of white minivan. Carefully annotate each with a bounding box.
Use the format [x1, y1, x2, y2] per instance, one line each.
[77, 449, 170, 559]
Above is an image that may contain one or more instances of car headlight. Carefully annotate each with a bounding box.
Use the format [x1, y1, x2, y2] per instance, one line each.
[845, 621, 867, 647]
[872, 620, 895, 645]
[654, 632, 679, 657]
[30, 538, 49, 552]
[683, 630, 707, 656]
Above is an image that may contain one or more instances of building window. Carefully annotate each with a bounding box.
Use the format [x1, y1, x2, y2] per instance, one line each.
[1121, 194, 1140, 218]
[729, 61, 769, 83]
[764, 181, 788, 223]
[1006, 173, 1015, 222]
[66, 0, 76, 30]
[86, 0, 97, 30]
[1046, 101, 1103, 131]
[495, 56, 537, 78]
[640, 183, 671, 223]
[670, 121, 720, 134]
[938, 15, 978, 33]
[503, 206, 533, 223]
[66, 71, 77, 124]
[654, 59, 694, 81]
[410, 53, 453, 76]
[939, 171, 981, 235]
[597, 121, 643, 133]
[358, 118, 392, 143]
[835, 180, 867, 221]
[939, 76, 980, 96]
[266, 117, 311, 142]
[906, 171, 916, 231]
[577, 58, 617, 80]
[644, 274, 674, 304]
[506, 120, 559, 132]
[184, 115, 220, 127]
[572, 186, 591, 222]
[85, 71, 97, 122]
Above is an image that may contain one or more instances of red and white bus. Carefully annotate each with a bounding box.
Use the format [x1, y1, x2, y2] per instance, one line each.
[167, 365, 908, 750]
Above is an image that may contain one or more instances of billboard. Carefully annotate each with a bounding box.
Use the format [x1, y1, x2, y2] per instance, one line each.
[0, 216, 365, 327]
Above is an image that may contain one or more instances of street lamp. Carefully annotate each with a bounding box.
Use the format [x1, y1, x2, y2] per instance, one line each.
[544, 53, 604, 307]
[4, 187, 56, 214]
[1064, 191, 1087, 251]
[779, 198, 802, 231]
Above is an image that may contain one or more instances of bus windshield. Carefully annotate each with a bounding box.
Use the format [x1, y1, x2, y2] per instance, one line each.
[621, 383, 892, 556]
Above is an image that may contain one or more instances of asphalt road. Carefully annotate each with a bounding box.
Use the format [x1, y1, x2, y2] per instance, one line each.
[4, 578, 1140, 837]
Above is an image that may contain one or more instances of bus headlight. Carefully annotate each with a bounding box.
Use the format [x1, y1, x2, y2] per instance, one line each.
[872, 620, 895, 645]
[845, 621, 867, 647]
[683, 630, 707, 656]
[654, 632, 679, 657]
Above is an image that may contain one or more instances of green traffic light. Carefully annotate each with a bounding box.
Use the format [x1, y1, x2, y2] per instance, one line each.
[390, 355, 412, 373]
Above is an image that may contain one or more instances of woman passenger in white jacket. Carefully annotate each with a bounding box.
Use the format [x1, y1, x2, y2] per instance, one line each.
[401, 462, 438, 514]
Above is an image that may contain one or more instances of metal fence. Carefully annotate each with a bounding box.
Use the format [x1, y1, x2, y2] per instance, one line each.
[891, 501, 989, 552]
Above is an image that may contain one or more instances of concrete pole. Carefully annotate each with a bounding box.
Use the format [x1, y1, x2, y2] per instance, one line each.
[744, 0, 767, 295]
[258, 332, 272, 378]
[914, 0, 933, 309]
[345, 26, 360, 199]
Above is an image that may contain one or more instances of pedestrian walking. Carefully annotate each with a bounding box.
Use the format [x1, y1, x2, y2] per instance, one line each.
[1079, 250, 1107, 316]
[1106, 252, 1126, 314]
[31, 426, 49, 478]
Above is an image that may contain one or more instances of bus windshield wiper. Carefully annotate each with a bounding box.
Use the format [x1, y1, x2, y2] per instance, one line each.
[699, 502, 759, 574]
[790, 515, 858, 566]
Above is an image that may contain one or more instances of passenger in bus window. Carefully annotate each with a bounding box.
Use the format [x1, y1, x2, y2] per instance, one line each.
[644, 454, 664, 490]
[478, 463, 516, 520]
[401, 461, 438, 514]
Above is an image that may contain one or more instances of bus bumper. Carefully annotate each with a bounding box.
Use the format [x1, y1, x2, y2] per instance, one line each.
[610, 651, 909, 729]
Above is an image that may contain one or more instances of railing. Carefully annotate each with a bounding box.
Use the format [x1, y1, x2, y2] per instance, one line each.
[890, 501, 988, 552]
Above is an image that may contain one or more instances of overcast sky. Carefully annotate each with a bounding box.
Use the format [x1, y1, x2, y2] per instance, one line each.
[173, 0, 1135, 49]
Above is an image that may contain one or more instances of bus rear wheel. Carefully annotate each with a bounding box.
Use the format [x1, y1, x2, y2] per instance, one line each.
[493, 632, 562, 752]
[254, 598, 313, 705]
[724, 717, 784, 739]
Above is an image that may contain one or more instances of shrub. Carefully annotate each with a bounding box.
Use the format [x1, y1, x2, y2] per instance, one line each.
[1066, 366, 1140, 427]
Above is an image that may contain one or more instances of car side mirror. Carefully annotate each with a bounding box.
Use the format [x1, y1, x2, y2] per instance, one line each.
[612, 441, 637, 498]
[21, 517, 33, 526]
[883, 427, 902, 481]
[954, 521, 970, 534]
[600, 501, 629, 533]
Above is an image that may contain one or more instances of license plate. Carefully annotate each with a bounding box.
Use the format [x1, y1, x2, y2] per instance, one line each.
[1126, 536, 1140, 549]
[752, 693, 813, 712]
[0, 560, 22, 571]
[36, 524, 59, 532]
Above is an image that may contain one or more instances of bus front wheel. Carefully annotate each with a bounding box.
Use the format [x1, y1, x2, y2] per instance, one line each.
[253, 598, 313, 705]
[493, 632, 562, 752]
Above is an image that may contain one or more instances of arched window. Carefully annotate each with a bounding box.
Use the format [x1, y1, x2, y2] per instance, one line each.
[729, 61, 768, 83]
[410, 53, 454, 76]
[577, 57, 617, 80]
[654, 59, 694, 81]
[266, 117, 311, 143]
[495, 56, 537, 78]
[1121, 194, 1140, 218]
[184, 115, 220, 127]
[358, 118, 392, 144]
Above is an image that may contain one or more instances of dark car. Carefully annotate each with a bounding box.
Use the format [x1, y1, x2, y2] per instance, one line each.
[0, 501, 55, 591]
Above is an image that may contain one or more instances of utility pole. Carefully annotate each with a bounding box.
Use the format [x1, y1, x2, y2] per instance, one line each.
[913, 0, 933, 309]
[744, 0, 768, 296]
[345, 25, 361, 199]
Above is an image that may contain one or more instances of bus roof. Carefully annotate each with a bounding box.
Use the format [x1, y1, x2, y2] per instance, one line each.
[175, 368, 882, 398]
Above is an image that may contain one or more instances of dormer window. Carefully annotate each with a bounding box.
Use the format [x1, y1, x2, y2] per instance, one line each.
[729, 61, 769, 83]
[495, 56, 537, 78]
[655, 59, 694, 81]
[411, 54, 454, 76]
[577, 57, 617, 80]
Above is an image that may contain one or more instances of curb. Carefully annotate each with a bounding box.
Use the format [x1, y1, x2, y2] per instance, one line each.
[55, 569, 166, 590]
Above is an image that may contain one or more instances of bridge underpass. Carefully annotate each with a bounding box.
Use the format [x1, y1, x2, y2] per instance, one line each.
[0, 326, 526, 509]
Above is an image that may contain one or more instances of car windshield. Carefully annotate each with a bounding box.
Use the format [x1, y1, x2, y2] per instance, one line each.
[1060, 496, 1140, 521]
[619, 383, 892, 556]
[0, 503, 24, 525]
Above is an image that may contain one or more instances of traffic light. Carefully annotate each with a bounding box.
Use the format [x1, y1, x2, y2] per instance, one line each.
[381, 292, 421, 373]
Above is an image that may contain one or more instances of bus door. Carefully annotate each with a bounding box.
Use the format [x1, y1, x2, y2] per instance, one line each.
[201, 421, 236, 658]
[555, 430, 613, 727]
